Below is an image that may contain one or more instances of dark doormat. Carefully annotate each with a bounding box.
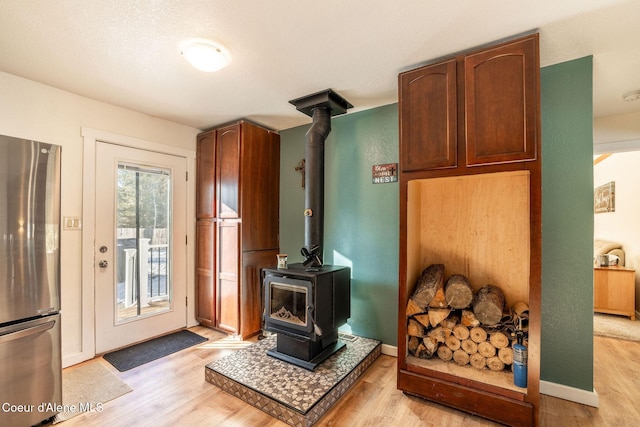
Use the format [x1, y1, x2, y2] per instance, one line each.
[103, 330, 208, 372]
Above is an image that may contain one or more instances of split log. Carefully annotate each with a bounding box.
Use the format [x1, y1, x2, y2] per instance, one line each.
[473, 285, 506, 326]
[410, 264, 445, 310]
[421, 337, 438, 358]
[406, 299, 424, 317]
[445, 335, 461, 351]
[470, 353, 486, 369]
[415, 341, 428, 358]
[407, 318, 426, 337]
[414, 313, 430, 328]
[437, 345, 453, 362]
[428, 308, 451, 327]
[445, 274, 474, 309]
[441, 314, 460, 331]
[412, 339, 437, 359]
[512, 300, 529, 317]
[461, 310, 480, 327]
[470, 326, 488, 343]
[511, 300, 530, 332]
[486, 356, 505, 372]
[408, 336, 420, 355]
[429, 282, 448, 308]
[428, 326, 449, 343]
[461, 339, 478, 355]
[453, 349, 470, 366]
[453, 325, 470, 341]
[478, 341, 497, 358]
[489, 331, 510, 349]
[498, 347, 514, 365]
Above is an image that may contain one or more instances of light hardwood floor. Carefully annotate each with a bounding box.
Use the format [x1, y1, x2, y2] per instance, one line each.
[52, 327, 640, 426]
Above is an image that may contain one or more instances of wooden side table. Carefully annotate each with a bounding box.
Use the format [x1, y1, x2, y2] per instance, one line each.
[594, 266, 636, 320]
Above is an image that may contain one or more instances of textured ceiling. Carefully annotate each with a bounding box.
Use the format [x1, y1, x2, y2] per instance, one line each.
[1, 0, 639, 131]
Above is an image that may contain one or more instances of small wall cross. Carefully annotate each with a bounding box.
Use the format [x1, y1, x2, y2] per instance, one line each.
[295, 158, 306, 189]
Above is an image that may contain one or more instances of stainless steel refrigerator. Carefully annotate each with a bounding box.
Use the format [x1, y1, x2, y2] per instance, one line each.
[0, 135, 62, 427]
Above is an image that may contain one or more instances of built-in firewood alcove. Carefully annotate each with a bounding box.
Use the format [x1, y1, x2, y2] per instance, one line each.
[397, 33, 541, 425]
[404, 170, 532, 395]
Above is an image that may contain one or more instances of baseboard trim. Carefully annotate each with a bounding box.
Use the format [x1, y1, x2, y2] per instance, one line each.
[381, 343, 398, 357]
[540, 380, 599, 407]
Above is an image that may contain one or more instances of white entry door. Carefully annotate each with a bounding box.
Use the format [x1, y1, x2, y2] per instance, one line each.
[94, 142, 187, 353]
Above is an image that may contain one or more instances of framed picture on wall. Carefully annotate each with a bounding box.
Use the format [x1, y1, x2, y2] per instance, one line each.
[594, 181, 615, 213]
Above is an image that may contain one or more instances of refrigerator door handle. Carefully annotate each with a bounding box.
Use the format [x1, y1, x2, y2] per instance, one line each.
[0, 319, 56, 344]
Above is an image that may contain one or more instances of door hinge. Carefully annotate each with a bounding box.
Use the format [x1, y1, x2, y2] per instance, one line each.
[186, 235, 188, 245]
[186, 296, 188, 306]
[186, 171, 188, 181]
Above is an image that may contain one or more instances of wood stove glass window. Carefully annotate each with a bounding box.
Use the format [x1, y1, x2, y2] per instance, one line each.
[269, 282, 308, 327]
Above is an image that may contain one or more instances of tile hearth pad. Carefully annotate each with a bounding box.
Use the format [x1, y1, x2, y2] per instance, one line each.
[205, 334, 381, 427]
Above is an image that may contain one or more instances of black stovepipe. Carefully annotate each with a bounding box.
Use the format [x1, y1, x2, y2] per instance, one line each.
[302, 106, 331, 267]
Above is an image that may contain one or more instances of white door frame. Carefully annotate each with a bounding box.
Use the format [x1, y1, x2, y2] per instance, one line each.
[71, 127, 196, 366]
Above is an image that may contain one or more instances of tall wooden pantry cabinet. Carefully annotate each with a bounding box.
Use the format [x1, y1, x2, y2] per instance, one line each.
[196, 120, 280, 339]
[397, 34, 541, 426]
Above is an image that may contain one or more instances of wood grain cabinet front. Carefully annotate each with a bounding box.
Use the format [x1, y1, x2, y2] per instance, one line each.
[399, 59, 458, 172]
[195, 120, 280, 339]
[464, 36, 539, 166]
[399, 34, 539, 175]
[196, 131, 216, 219]
[594, 266, 636, 320]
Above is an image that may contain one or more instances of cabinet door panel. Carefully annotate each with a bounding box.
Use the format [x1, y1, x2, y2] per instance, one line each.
[465, 36, 538, 166]
[217, 221, 239, 333]
[241, 125, 280, 250]
[196, 219, 215, 326]
[400, 59, 457, 171]
[196, 131, 216, 218]
[217, 124, 241, 218]
[241, 249, 279, 337]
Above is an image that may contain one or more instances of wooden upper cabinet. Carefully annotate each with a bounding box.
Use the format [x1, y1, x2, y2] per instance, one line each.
[241, 126, 280, 251]
[196, 131, 216, 218]
[399, 59, 457, 172]
[465, 35, 539, 166]
[216, 124, 241, 219]
[399, 34, 539, 173]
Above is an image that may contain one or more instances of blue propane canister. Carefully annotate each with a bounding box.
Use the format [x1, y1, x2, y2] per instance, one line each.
[513, 331, 528, 388]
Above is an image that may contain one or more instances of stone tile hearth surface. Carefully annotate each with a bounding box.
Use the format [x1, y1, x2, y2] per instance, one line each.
[205, 333, 381, 427]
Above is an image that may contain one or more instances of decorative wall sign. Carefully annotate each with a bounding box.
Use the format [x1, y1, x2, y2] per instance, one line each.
[372, 163, 398, 184]
[594, 181, 615, 213]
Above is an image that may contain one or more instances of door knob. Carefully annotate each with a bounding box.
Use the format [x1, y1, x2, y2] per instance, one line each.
[98, 260, 108, 268]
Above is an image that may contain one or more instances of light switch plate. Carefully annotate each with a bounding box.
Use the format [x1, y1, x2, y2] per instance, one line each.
[63, 216, 82, 230]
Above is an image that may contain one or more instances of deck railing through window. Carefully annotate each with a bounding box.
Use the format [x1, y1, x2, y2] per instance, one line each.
[117, 237, 169, 308]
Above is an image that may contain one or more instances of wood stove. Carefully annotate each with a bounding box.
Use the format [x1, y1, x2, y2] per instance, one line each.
[262, 264, 350, 370]
[262, 89, 353, 370]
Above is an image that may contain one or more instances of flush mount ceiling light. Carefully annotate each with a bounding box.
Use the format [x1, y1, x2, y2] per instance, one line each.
[622, 89, 640, 102]
[181, 39, 231, 72]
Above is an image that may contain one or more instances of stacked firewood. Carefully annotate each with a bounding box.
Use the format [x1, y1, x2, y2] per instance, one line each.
[406, 264, 528, 372]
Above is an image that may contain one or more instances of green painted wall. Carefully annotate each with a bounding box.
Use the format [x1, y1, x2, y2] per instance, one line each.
[540, 56, 594, 390]
[279, 104, 399, 345]
[279, 57, 595, 391]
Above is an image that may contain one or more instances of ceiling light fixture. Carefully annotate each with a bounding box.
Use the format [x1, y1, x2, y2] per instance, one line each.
[622, 89, 640, 102]
[181, 39, 231, 72]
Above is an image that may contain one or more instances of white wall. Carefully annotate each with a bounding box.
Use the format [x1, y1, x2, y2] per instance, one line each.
[594, 110, 640, 313]
[594, 111, 640, 144]
[0, 71, 200, 366]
